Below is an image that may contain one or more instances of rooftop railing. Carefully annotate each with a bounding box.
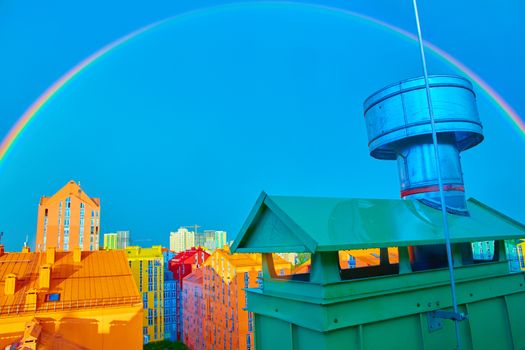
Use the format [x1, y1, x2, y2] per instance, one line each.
[0, 295, 142, 317]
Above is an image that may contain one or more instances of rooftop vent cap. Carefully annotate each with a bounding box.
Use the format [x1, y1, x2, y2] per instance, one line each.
[362, 75, 483, 213]
[4, 273, 16, 295]
[25, 289, 38, 311]
[39, 264, 51, 289]
[73, 246, 82, 263]
[46, 247, 56, 264]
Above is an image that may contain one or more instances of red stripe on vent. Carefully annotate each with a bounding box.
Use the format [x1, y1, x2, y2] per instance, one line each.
[401, 184, 465, 197]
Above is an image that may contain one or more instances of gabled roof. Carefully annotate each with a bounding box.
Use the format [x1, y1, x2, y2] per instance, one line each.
[171, 247, 210, 265]
[231, 192, 525, 253]
[39, 180, 100, 209]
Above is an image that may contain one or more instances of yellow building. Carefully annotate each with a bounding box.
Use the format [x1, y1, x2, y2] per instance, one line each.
[125, 245, 164, 344]
[0, 245, 143, 349]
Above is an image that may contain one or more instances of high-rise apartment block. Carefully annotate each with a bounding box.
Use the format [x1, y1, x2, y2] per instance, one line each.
[194, 248, 290, 350]
[182, 268, 204, 350]
[0, 245, 142, 349]
[195, 232, 206, 248]
[168, 247, 210, 341]
[125, 246, 164, 344]
[170, 228, 195, 253]
[104, 230, 130, 250]
[163, 249, 178, 341]
[35, 180, 100, 252]
[203, 230, 227, 251]
[104, 233, 118, 250]
[193, 230, 228, 251]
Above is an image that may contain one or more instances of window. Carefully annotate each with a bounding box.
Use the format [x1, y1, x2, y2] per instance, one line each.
[244, 272, 249, 288]
[79, 204, 85, 246]
[46, 293, 60, 302]
[519, 246, 525, 269]
[143, 293, 148, 309]
[246, 334, 251, 350]
[140, 261, 143, 292]
[470, 241, 495, 260]
[43, 216, 48, 246]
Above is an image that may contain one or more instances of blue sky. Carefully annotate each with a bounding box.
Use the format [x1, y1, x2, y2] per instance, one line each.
[0, 0, 524, 250]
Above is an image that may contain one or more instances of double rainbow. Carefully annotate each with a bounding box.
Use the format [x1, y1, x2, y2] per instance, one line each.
[1, 3, 523, 165]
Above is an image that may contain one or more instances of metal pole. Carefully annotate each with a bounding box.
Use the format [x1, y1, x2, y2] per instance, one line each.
[411, 1, 462, 348]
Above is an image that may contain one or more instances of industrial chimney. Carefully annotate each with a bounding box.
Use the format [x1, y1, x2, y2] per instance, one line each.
[363, 75, 483, 269]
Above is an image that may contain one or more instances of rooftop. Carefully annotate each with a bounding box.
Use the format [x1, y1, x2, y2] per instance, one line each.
[232, 192, 525, 253]
[39, 180, 100, 208]
[0, 249, 140, 316]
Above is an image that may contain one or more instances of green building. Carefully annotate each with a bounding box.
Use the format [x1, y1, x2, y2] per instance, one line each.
[103, 230, 130, 250]
[104, 233, 118, 250]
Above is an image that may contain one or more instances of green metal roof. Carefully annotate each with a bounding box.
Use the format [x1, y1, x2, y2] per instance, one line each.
[231, 192, 525, 253]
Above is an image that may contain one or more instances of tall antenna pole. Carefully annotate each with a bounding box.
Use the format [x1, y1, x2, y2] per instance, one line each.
[411, 1, 462, 348]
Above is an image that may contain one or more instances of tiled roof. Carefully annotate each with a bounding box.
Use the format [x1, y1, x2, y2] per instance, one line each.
[208, 249, 290, 268]
[0, 250, 140, 316]
[172, 248, 209, 264]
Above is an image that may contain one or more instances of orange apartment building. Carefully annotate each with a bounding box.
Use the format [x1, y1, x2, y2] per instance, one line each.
[182, 269, 204, 350]
[338, 248, 399, 268]
[196, 248, 291, 350]
[0, 245, 142, 349]
[35, 180, 100, 252]
[293, 248, 399, 274]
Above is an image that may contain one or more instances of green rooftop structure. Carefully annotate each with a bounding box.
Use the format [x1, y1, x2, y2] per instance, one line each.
[231, 193, 525, 349]
[230, 74, 525, 348]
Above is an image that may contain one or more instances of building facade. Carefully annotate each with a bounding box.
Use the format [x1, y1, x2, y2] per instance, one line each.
[104, 230, 130, 250]
[203, 230, 227, 251]
[277, 252, 298, 265]
[163, 250, 178, 341]
[35, 180, 100, 252]
[0, 245, 142, 349]
[104, 233, 118, 250]
[125, 246, 164, 344]
[170, 228, 195, 253]
[182, 269, 204, 350]
[200, 248, 291, 350]
[195, 231, 206, 248]
[168, 247, 210, 341]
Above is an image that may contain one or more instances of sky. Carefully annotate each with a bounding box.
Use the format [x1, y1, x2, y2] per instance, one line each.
[0, 0, 524, 251]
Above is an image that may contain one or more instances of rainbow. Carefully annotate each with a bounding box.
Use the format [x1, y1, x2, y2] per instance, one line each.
[1, 2, 523, 165]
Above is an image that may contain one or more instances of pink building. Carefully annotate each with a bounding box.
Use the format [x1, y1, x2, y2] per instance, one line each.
[182, 269, 204, 350]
